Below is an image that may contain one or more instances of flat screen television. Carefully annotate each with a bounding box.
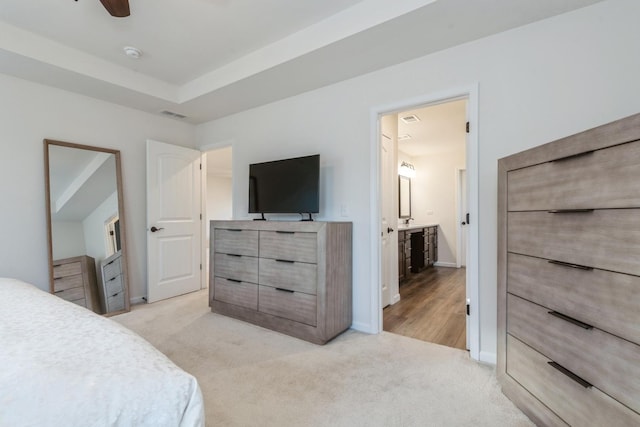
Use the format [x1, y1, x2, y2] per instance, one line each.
[249, 154, 320, 215]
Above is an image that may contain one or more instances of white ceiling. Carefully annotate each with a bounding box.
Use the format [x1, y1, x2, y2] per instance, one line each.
[397, 99, 467, 157]
[0, 0, 603, 124]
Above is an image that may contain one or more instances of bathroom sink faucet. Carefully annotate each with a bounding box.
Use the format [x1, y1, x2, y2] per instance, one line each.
[404, 217, 413, 225]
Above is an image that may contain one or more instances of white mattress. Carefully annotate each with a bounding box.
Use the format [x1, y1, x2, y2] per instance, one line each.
[0, 278, 204, 427]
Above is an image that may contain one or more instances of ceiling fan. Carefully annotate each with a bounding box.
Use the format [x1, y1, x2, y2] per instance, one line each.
[99, 0, 130, 17]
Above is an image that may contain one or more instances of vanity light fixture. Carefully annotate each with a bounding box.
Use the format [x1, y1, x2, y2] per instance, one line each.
[399, 161, 416, 178]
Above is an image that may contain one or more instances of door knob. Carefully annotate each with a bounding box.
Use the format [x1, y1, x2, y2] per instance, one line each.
[461, 222, 466, 225]
[387, 227, 394, 233]
[150, 226, 164, 232]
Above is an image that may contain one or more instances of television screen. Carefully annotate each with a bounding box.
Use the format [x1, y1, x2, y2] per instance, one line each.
[249, 154, 319, 214]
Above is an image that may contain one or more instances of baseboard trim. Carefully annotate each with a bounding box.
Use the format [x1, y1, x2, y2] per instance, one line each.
[130, 296, 146, 305]
[434, 261, 457, 268]
[479, 351, 497, 365]
[391, 293, 401, 304]
[351, 321, 375, 334]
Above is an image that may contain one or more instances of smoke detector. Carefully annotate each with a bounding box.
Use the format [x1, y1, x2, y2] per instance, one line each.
[123, 46, 142, 59]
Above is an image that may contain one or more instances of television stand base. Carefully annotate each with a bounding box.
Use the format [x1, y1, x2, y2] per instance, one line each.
[300, 213, 314, 222]
[253, 213, 267, 221]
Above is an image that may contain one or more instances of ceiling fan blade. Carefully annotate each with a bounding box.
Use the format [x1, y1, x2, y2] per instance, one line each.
[100, 0, 130, 17]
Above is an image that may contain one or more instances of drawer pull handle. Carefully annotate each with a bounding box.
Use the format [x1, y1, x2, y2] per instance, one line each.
[228, 229, 242, 232]
[548, 362, 592, 388]
[227, 254, 242, 258]
[105, 260, 115, 266]
[275, 259, 295, 264]
[551, 150, 594, 163]
[54, 290, 64, 294]
[275, 287, 294, 293]
[227, 278, 242, 283]
[548, 260, 593, 271]
[548, 311, 593, 330]
[547, 209, 594, 214]
[108, 277, 117, 282]
[276, 231, 295, 234]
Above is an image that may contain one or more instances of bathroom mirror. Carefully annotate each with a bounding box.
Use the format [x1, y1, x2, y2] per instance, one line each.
[399, 175, 411, 218]
[44, 139, 130, 316]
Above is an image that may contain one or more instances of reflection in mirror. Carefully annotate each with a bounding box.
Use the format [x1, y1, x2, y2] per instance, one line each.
[399, 175, 411, 218]
[44, 140, 130, 316]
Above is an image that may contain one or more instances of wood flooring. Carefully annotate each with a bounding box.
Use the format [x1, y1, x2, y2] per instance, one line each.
[383, 266, 467, 350]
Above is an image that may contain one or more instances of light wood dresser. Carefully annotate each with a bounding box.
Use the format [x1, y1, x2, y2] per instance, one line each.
[210, 220, 352, 344]
[100, 250, 126, 313]
[52, 255, 101, 314]
[497, 113, 640, 426]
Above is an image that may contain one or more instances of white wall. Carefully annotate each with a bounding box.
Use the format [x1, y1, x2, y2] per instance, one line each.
[51, 221, 86, 260]
[0, 74, 195, 300]
[195, 0, 640, 362]
[411, 148, 466, 266]
[207, 175, 232, 221]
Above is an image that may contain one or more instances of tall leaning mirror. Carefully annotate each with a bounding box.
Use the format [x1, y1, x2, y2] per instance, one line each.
[44, 139, 130, 316]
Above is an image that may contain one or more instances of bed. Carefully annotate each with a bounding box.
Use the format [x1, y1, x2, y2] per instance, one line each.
[0, 278, 204, 427]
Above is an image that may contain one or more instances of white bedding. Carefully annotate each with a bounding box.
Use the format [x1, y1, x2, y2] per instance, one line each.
[0, 278, 204, 427]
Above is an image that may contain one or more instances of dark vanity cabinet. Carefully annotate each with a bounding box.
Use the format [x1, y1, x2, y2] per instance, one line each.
[399, 225, 438, 281]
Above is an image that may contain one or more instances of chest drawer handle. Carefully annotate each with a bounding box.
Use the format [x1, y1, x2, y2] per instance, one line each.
[227, 254, 242, 258]
[548, 311, 593, 330]
[276, 259, 295, 264]
[547, 209, 594, 214]
[550, 150, 594, 163]
[547, 260, 593, 271]
[548, 362, 592, 388]
[228, 229, 242, 232]
[227, 278, 242, 283]
[275, 287, 294, 293]
[54, 290, 64, 294]
[276, 231, 295, 234]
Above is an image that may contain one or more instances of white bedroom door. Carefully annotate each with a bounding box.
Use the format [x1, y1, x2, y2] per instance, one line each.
[380, 133, 393, 308]
[146, 140, 202, 303]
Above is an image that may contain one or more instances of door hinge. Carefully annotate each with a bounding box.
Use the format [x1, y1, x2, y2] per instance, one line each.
[466, 121, 470, 133]
[466, 303, 470, 316]
[466, 213, 470, 225]
[200, 213, 202, 220]
[199, 163, 202, 170]
[200, 263, 202, 270]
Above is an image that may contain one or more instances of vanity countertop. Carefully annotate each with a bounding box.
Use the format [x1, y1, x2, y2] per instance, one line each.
[397, 223, 438, 231]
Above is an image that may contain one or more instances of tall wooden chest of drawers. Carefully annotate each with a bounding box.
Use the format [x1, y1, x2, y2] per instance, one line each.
[52, 255, 101, 314]
[100, 250, 126, 313]
[210, 220, 352, 344]
[497, 113, 640, 426]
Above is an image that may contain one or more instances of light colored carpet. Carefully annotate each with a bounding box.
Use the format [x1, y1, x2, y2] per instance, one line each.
[113, 290, 532, 427]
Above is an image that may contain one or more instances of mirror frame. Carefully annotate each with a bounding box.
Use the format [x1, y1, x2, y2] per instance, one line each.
[44, 139, 130, 316]
[399, 175, 412, 218]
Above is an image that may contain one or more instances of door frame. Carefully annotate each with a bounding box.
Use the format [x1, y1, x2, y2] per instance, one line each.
[369, 84, 480, 361]
[456, 168, 467, 269]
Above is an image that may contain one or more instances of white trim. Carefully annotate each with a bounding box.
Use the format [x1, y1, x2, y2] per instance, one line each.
[392, 293, 400, 304]
[351, 321, 376, 334]
[200, 151, 208, 291]
[130, 296, 146, 305]
[434, 261, 457, 268]
[369, 84, 480, 361]
[479, 351, 497, 366]
[455, 168, 466, 269]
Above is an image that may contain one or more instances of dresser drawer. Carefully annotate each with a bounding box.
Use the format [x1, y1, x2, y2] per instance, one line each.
[53, 274, 83, 292]
[507, 253, 640, 344]
[102, 256, 122, 281]
[104, 274, 124, 296]
[507, 140, 640, 211]
[214, 228, 258, 256]
[259, 231, 317, 263]
[214, 278, 258, 310]
[214, 253, 258, 283]
[107, 290, 125, 312]
[507, 335, 640, 427]
[507, 294, 640, 414]
[258, 286, 317, 326]
[507, 209, 640, 276]
[53, 261, 82, 278]
[258, 258, 317, 295]
[55, 285, 86, 302]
